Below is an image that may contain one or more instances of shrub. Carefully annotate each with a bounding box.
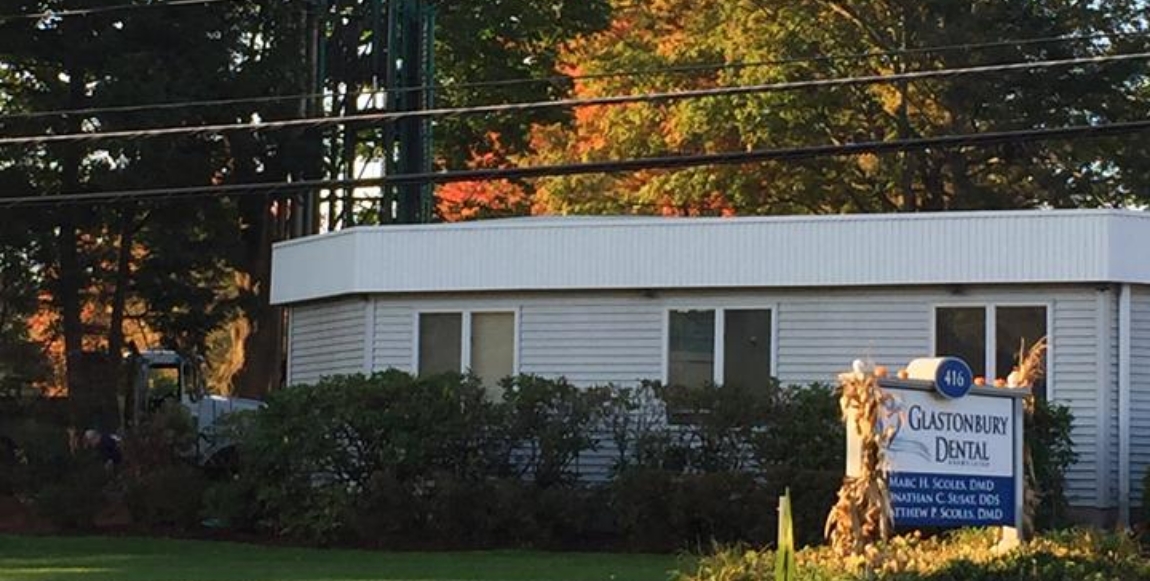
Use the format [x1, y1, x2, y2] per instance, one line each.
[680, 529, 1149, 581]
[599, 381, 676, 474]
[34, 456, 108, 530]
[751, 383, 843, 471]
[120, 402, 206, 530]
[612, 467, 840, 552]
[228, 371, 510, 543]
[502, 375, 609, 486]
[123, 465, 207, 529]
[1026, 398, 1076, 530]
[0, 418, 111, 530]
[0, 418, 74, 496]
[655, 380, 777, 473]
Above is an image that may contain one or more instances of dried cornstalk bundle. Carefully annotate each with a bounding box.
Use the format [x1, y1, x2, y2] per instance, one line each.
[1009, 337, 1047, 538]
[825, 367, 898, 560]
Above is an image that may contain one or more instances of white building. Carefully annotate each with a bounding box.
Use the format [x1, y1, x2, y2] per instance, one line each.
[271, 209, 1150, 525]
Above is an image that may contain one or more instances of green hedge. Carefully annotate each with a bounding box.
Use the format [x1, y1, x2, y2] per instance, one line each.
[206, 372, 846, 548]
[203, 372, 1075, 550]
[2, 371, 1080, 552]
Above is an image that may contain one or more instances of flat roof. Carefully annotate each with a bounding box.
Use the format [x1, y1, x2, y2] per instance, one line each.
[271, 209, 1150, 305]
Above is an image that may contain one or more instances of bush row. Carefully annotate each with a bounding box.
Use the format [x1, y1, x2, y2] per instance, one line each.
[1, 371, 1079, 552]
[206, 372, 845, 548]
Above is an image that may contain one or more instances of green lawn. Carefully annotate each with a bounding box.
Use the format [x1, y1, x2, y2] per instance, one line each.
[0, 535, 686, 581]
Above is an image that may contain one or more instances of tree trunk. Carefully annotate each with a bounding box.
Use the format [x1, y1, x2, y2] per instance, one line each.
[57, 67, 87, 426]
[108, 204, 136, 360]
[232, 201, 283, 399]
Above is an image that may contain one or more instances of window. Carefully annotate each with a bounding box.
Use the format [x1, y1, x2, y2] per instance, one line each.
[471, 312, 515, 391]
[935, 307, 987, 378]
[668, 310, 715, 389]
[419, 313, 462, 376]
[667, 308, 773, 389]
[996, 306, 1048, 398]
[934, 305, 1047, 393]
[418, 311, 515, 391]
[724, 309, 773, 389]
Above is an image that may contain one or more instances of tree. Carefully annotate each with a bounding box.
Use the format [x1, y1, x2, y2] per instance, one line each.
[0, 0, 614, 406]
[0, 0, 304, 410]
[525, 0, 1150, 215]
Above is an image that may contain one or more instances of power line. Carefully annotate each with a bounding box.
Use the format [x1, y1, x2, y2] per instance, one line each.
[2, 51, 1147, 146]
[0, 0, 232, 22]
[2, 119, 1147, 208]
[1, 30, 1142, 122]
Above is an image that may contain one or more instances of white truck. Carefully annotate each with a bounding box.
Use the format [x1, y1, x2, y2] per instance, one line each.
[124, 349, 262, 469]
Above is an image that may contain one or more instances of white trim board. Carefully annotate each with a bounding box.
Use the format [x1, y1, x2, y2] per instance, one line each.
[272, 210, 1150, 304]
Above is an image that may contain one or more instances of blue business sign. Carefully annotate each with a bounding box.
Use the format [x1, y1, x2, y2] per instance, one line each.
[881, 387, 1017, 528]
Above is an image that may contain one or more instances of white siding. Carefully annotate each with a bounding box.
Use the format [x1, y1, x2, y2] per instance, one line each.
[1053, 292, 1103, 506]
[272, 210, 1150, 305]
[1108, 291, 1120, 509]
[287, 298, 368, 385]
[372, 303, 413, 372]
[350, 286, 1107, 505]
[1131, 286, 1150, 508]
[519, 298, 664, 386]
[775, 295, 929, 385]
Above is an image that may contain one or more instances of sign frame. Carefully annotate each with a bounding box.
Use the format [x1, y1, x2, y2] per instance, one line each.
[846, 377, 1028, 536]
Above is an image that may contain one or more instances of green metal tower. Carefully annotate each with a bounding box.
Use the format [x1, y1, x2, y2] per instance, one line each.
[383, 0, 435, 224]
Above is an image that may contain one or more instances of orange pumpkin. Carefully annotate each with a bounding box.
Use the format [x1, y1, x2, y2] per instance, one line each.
[874, 365, 888, 378]
[994, 378, 1007, 388]
[974, 376, 986, 387]
[897, 369, 909, 380]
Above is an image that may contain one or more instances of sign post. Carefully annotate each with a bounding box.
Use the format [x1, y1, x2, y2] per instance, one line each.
[847, 357, 1028, 540]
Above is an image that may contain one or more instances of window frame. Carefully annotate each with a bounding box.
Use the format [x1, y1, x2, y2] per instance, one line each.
[413, 308, 520, 379]
[931, 301, 1053, 396]
[661, 303, 778, 387]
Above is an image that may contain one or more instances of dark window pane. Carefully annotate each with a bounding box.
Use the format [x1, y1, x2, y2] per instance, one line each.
[724, 309, 772, 388]
[669, 310, 714, 389]
[996, 306, 1047, 396]
[419, 313, 461, 376]
[936, 307, 986, 378]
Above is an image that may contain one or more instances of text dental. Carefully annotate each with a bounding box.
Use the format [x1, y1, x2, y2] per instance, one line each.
[906, 405, 1009, 462]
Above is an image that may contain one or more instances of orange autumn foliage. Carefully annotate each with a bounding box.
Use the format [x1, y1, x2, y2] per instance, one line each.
[437, 133, 531, 222]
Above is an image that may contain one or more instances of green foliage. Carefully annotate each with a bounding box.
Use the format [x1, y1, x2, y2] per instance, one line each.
[1026, 398, 1076, 529]
[612, 468, 840, 551]
[0, 418, 110, 529]
[530, 0, 1150, 215]
[123, 465, 207, 530]
[0, 418, 74, 496]
[220, 371, 511, 543]
[680, 529, 1149, 581]
[33, 457, 108, 531]
[657, 380, 777, 472]
[502, 375, 609, 486]
[753, 384, 844, 471]
[120, 402, 206, 530]
[192, 372, 1075, 553]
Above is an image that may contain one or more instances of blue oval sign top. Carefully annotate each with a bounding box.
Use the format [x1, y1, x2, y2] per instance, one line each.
[934, 357, 974, 399]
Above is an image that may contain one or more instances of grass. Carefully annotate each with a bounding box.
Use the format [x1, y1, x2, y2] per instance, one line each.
[0, 535, 685, 581]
